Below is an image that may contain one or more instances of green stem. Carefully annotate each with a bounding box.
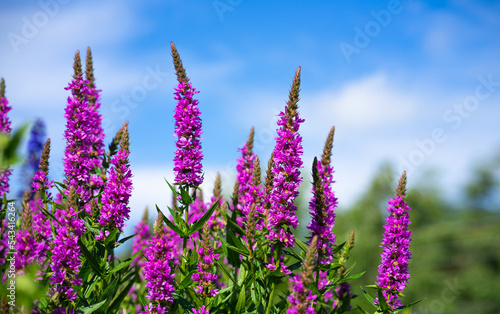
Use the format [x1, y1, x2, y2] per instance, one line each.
[265, 279, 276, 314]
[180, 204, 189, 282]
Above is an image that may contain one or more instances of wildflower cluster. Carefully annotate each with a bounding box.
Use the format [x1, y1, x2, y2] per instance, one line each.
[0, 43, 420, 314]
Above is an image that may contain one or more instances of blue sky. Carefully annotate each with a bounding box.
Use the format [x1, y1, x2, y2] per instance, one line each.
[1, 0, 499, 232]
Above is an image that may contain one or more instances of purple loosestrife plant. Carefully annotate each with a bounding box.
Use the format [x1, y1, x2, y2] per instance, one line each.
[32, 139, 53, 194]
[208, 172, 226, 244]
[63, 51, 104, 207]
[50, 187, 85, 303]
[376, 171, 412, 310]
[268, 67, 304, 249]
[15, 191, 37, 271]
[192, 223, 220, 302]
[235, 127, 256, 224]
[287, 237, 318, 314]
[28, 139, 53, 267]
[171, 42, 203, 188]
[0, 78, 13, 197]
[97, 122, 133, 240]
[307, 127, 338, 265]
[143, 212, 176, 314]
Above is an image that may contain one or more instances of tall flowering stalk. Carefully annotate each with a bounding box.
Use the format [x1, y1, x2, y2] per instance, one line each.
[376, 171, 412, 310]
[63, 51, 104, 206]
[32, 139, 53, 194]
[50, 187, 85, 303]
[208, 172, 226, 243]
[307, 127, 338, 265]
[235, 128, 255, 221]
[192, 223, 220, 301]
[262, 152, 275, 231]
[16, 138, 52, 270]
[97, 122, 133, 240]
[171, 42, 203, 188]
[14, 191, 37, 271]
[30, 139, 53, 266]
[0, 78, 13, 197]
[144, 212, 176, 314]
[287, 236, 318, 314]
[268, 67, 304, 249]
[235, 127, 264, 228]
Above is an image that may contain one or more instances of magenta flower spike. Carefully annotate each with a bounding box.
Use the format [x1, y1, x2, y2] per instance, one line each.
[62, 51, 104, 207]
[171, 42, 203, 187]
[143, 212, 176, 313]
[0, 78, 13, 197]
[50, 187, 85, 302]
[376, 171, 412, 309]
[287, 237, 318, 314]
[268, 67, 304, 248]
[97, 122, 133, 240]
[191, 223, 220, 299]
[307, 127, 338, 265]
[235, 127, 265, 229]
[208, 172, 226, 242]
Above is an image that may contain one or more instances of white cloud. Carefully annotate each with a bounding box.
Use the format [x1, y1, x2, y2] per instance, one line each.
[301, 72, 418, 136]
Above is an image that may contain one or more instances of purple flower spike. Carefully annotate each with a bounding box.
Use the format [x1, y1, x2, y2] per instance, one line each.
[97, 122, 133, 239]
[171, 42, 203, 187]
[307, 127, 338, 264]
[235, 128, 265, 230]
[0, 78, 13, 197]
[50, 187, 85, 302]
[144, 213, 176, 313]
[192, 223, 220, 298]
[287, 237, 318, 314]
[376, 171, 412, 309]
[268, 67, 304, 248]
[62, 51, 104, 206]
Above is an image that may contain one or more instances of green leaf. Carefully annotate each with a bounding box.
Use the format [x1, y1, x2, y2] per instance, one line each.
[394, 298, 426, 313]
[117, 232, 137, 244]
[180, 185, 193, 205]
[108, 273, 138, 313]
[333, 271, 365, 285]
[378, 287, 390, 312]
[138, 293, 148, 308]
[40, 205, 61, 226]
[216, 259, 236, 284]
[83, 218, 100, 235]
[294, 238, 309, 253]
[80, 300, 107, 314]
[102, 276, 119, 300]
[0, 123, 28, 167]
[361, 287, 375, 306]
[164, 178, 179, 199]
[226, 214, 246, 235]
[104, 228, 119, 245]
[111, 249, 142, 274]
[187, 198, 220, 236]
[235, 287, 247, 313]
[227, 244, 250, 257]
[78, 238, 104, 277]
[174, 293, 194, 311]
[227, 228, 248, 253]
